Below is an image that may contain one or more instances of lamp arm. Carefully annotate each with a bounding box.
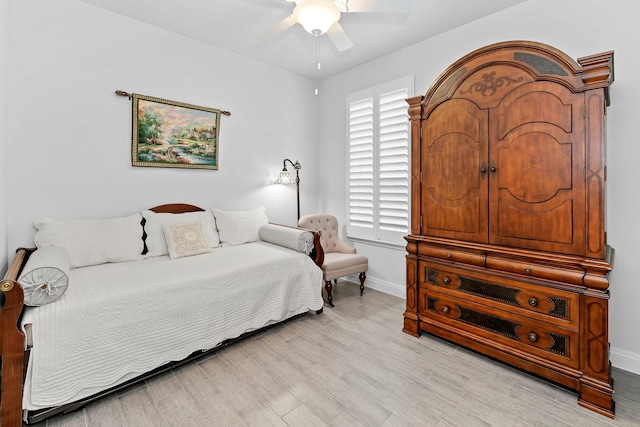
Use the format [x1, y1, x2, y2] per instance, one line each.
[283, 158, 301, 171]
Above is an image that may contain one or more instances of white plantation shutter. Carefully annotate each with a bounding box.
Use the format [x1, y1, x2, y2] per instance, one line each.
[347, 76, 413, 243]
[348, 98, 374, 230]
[379, 88, 410, 237]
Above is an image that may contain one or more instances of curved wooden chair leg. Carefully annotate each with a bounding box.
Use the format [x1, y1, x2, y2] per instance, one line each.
[325, 280, 334, 307]
[359, 272, 366, 296]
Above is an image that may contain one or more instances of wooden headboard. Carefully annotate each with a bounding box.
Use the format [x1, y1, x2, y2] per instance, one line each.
[150, 203, 204, 214]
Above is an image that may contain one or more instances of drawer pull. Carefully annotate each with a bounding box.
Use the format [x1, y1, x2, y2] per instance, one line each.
[446, 253, 452, 259]
[442, 306, 450, 314]
[528, 297, 538, 307]
[442, 277, 451, 284]
[524, 268, 532, 274]
[528, 332, 538, 342]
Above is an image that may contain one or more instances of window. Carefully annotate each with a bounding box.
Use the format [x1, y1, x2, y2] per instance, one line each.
[346, 76, 413, 245]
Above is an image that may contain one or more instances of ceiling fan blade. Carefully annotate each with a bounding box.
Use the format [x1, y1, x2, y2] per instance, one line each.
[345, 0, 412, 13]
[258, 15, 297, 42]
[326, 22, 354, 52]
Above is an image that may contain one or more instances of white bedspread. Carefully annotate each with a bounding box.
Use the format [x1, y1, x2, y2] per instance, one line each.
[21, 242, 323, 410]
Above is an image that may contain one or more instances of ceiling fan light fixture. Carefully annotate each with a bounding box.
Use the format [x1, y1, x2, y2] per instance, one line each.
[292, 0, 341, 35]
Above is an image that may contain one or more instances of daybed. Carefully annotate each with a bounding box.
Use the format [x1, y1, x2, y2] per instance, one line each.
[0, 203, 325, 426]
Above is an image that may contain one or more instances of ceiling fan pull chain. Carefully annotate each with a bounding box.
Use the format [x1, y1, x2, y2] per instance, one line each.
[315, 32, 320, 95]
[314, 30, 321, 70]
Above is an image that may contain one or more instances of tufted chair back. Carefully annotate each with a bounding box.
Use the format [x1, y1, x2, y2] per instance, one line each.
[298, 214, 354, 254]
[298, 213, 367, 306]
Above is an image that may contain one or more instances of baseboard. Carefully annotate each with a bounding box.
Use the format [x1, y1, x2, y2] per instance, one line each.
[610, 346, 640, 376]
[344, 274, 405, 299]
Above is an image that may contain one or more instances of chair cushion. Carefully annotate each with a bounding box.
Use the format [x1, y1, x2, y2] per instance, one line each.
[322, 252, 368, 281]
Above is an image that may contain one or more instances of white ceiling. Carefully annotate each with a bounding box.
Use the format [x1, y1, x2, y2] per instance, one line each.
[80, 0, 527, 80]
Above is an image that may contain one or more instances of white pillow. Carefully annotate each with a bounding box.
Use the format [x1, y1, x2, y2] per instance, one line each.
[162, 219, 212, 259]
[259, 224, 315, 254]
[34, 213, 145, 268]
[18, 246, 70, 306]
[212, 206, 269, 246]
[141, 210, 220, 257]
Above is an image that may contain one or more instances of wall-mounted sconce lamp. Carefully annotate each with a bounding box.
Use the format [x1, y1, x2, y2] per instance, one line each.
[274, 158, 301, 221]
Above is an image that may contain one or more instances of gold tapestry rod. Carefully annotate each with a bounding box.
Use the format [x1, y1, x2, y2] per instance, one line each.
[114, 90, 231, 116]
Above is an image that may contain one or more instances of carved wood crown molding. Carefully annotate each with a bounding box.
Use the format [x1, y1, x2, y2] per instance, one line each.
[409, 41, 614, 116]
[578, 51, 614, 105]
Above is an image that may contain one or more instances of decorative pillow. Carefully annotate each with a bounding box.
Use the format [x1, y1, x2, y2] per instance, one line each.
[212, 206, 269, 246]
[259, 224, 315, 254]
[33, 213, 145, 268]
[162, 219, 213, 259]
[18, 246, 70, 306]
[141, 210, 220, 257]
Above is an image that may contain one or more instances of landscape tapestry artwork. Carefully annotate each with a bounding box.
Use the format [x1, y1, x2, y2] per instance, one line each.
[131, 94, 222, 170]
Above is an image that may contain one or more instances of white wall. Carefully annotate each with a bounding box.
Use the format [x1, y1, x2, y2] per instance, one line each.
[5, 0, 319, 254]
[0, 0, 10, 276]
[318, 0, 640, 374]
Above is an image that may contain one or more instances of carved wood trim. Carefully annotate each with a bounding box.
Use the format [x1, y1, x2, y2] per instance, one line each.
[149, 203, 204, 213]
[1, 249, 28, 427]
[578, 51, 614, 105]
[419, 41, 613, 118]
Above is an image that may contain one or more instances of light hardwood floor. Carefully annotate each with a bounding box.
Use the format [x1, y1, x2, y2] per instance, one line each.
[29, 282, 640, 426]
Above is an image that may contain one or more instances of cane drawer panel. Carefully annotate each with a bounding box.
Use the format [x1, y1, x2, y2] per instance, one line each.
[418, 289, 579, 368]
[418, 260, 579, 330]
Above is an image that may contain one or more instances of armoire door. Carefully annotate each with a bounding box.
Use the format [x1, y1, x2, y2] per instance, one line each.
[422, 99, 488, 243]
[488, 81, 586, 255]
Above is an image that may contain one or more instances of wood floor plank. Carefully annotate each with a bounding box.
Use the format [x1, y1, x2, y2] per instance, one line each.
[282, 403, 327, 427]
[340, 367, 443, 425]
[45, 409, 86, 427]
[83, 394, 126, 427]
[288, 380, 345, 423]
[118, 385, 169, 427]
[197, 353, 256, 413]
[328, 410, 371, 427]
[174, 361, 247, 425]
[304, 364, 392, 426]
[612, 367, 640, 405]
[238, 401, 288, 427]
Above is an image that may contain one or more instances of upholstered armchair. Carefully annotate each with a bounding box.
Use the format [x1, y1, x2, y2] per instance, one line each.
[298, 214, 368, 306]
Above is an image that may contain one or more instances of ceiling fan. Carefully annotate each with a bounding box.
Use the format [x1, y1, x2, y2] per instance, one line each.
[262, 0, 412, 52]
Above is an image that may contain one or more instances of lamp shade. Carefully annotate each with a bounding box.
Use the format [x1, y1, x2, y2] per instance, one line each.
[292, 0, 341, 35]
[274, 170, 296, 185]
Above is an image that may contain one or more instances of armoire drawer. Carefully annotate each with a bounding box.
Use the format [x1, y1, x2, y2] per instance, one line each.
[485, 255, 585, 287]
[418, 260, 579, 330]
[418, 290, 579, 368]
[417, 244, 485, 267]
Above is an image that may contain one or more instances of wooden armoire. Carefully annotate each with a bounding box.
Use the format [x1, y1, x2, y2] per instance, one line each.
[403, 41, 615, 417]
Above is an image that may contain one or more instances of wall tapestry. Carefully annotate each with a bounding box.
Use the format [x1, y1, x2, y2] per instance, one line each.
[117, 90, 230, 170]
